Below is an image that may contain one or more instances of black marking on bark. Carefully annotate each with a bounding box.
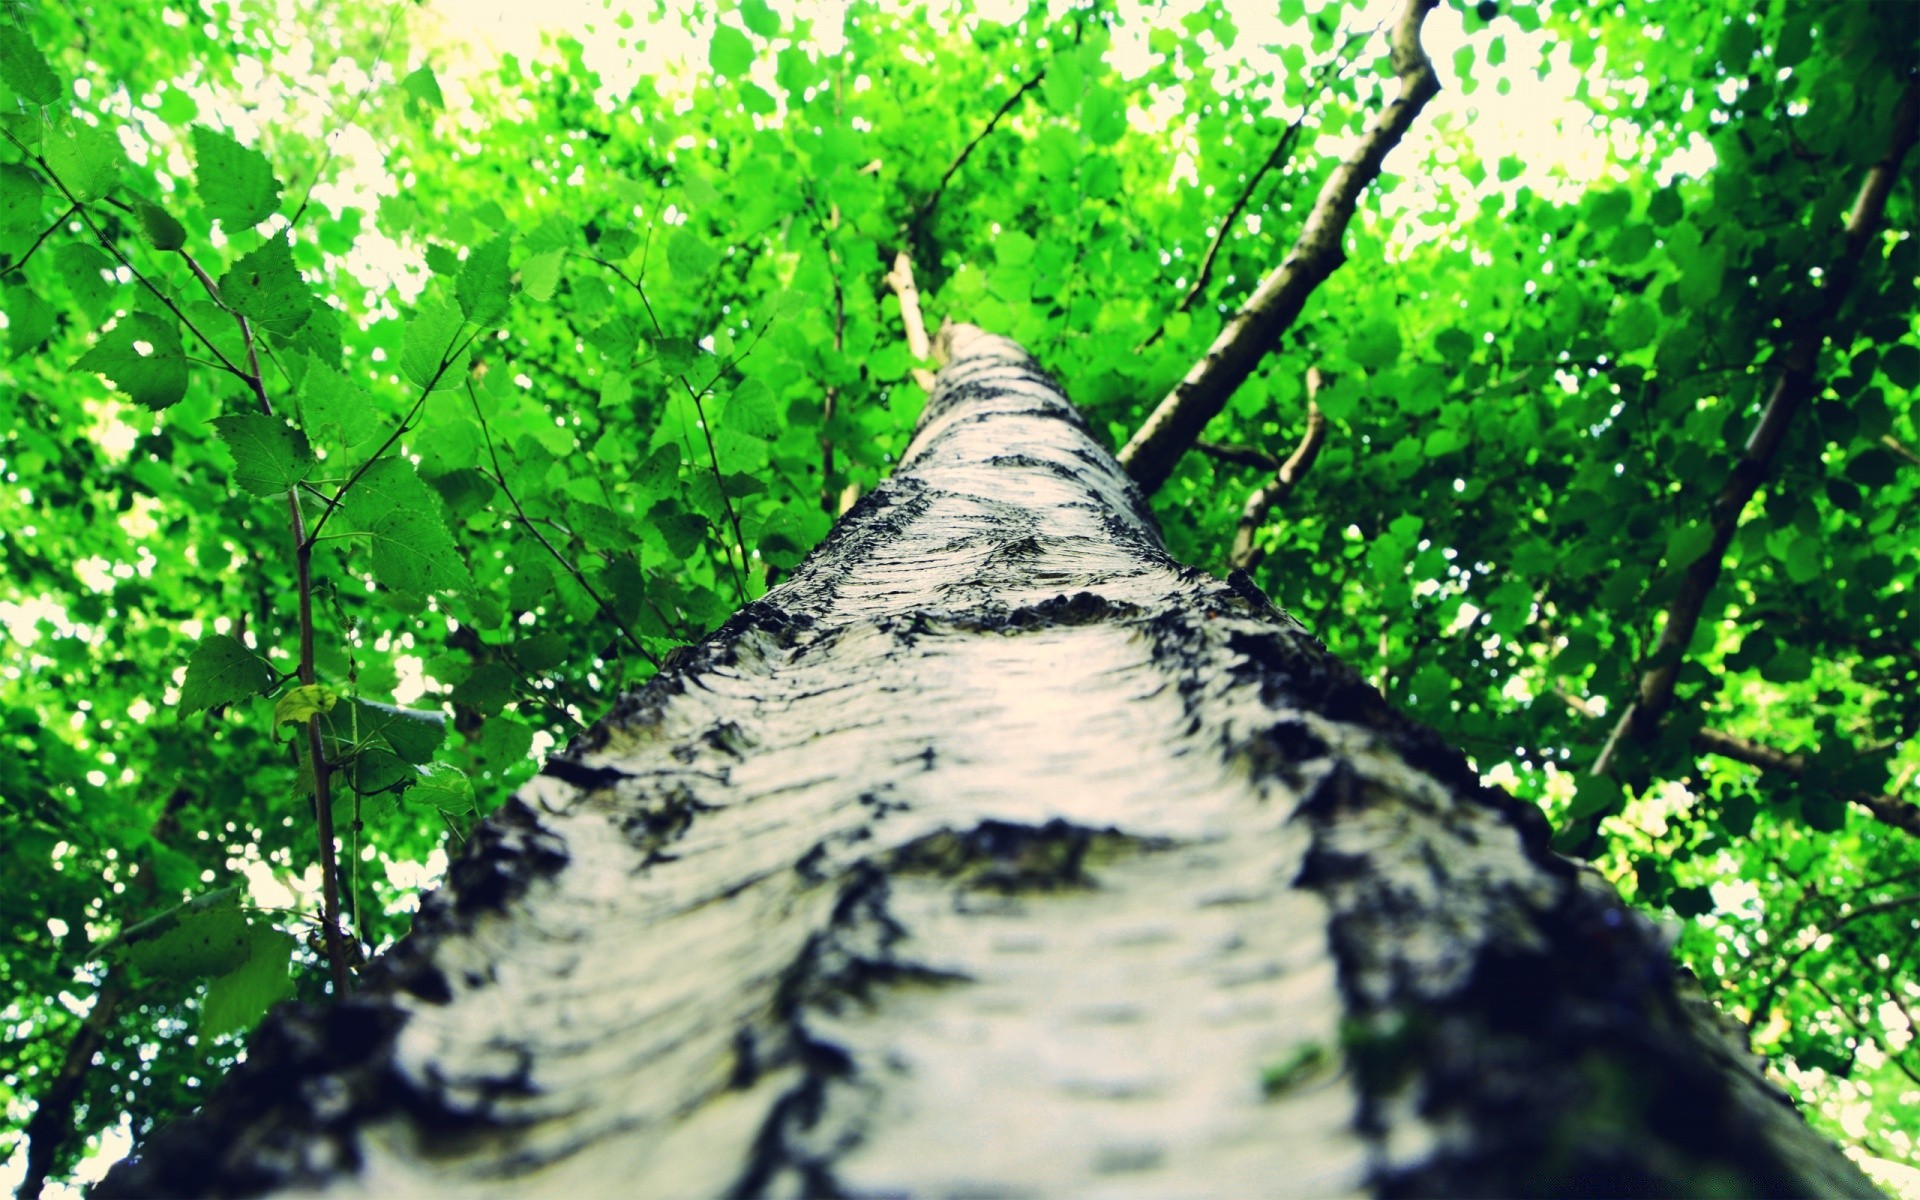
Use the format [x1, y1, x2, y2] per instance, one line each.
[537, 756, 633, 792]
[619, 781, 712, 862]
[730, 864, 969, 1198]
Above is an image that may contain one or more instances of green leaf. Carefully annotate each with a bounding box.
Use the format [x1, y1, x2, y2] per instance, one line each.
[298, 361, 381, 450]
[0, 24, 64, 106]
[180, 633, 274, 714]
[198, 926, 297, 1040]
[75, 312, 188, 409]
[1782, 535, 1822, 585]
[192, 126, 283, 229]
[212, 412, 312, 496]
[401, 298, 468, 390]
[1566, 774, 1624, 822]
[411, 762, 476, 814]
[1346, 321, 1401, 370]
[709, 23, 754, 77]
[722, 379, 780, 437]
[1081, 85, 1127, 146]
[401, 66, 444, 113]
[5, 284, 53, 359]
[341, 456, 469, 594]
[120, 904, 250, 981]
[348, 699, 446, 762]
[520, 248, 565, 301]
[220, 237, 313, 336]
[133, 197, 187, 250]
[1664, 521, 1714, 567]
[273, 683, 338, 726]
[667, 228, 719, 280]
[1880, 344, 1919, 389]
[457, 232, 514, 325]
[43, 121, 123, 203]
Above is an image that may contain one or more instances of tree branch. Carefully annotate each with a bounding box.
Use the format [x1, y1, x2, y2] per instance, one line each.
[1230, 366, 1328, 570]
[1139, 26, 1375, 352]
[1593, 72, 1920, 778]
[1117, 0, 1440, 495]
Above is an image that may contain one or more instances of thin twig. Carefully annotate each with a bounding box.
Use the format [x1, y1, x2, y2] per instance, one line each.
[2, 203, 80, 277]
[465, 379, 660, 668]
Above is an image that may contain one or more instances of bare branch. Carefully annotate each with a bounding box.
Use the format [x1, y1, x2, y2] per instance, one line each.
[1117, 0, 1441, 495]
[1230, 367, 1329, 570]
[1139, 26, 1376, 352]
[1593, 74, 1920, 778]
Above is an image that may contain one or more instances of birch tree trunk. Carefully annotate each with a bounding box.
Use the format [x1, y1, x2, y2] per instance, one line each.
[101, 327, 1873, 1199]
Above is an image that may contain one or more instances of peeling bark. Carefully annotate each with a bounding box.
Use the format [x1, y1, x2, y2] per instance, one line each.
[100, 326, 1873, 1199]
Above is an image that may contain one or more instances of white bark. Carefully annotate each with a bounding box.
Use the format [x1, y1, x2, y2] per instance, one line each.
[101, 327, 1873, 1199]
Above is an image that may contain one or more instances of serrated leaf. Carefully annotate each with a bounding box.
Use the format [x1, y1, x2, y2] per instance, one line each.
[0, 161, 44, 231]
[43, 120, 122, 203]
[457, 232, 513, 324]
[220, 236, 313, 336]
[710, 23, 754, 77]
[401, 298, 468, 390]
[0, 24, 64, 106]
[133, 197, 187, 250]
[411, 761, 476, 814]
[192, 126, 282, 229]
[722, 378, 780, 437]
[520, 248, 564, 301]
[76, 312, 188, 409]
[346, 699, 446, 763]
[667, 228, 718, 279]
[198, 926, 297, 1040]
[298, 360, 381, 450]
[180, 633, 273, 714]
[5, 284, 53, 358]
[632, 443, 681, 499]
[212, 412, 312, 495]
[273, 683, 338, 726]
[341, 456, 469, 594]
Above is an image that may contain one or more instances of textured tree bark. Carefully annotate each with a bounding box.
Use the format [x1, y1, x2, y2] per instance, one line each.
[100, 326, 1873, 1199]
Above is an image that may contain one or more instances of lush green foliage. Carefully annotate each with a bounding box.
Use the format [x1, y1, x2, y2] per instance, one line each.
[1, 0, 1915, 1189]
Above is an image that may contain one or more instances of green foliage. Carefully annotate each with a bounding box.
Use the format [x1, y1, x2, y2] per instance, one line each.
[1, 0, 1917, 1190]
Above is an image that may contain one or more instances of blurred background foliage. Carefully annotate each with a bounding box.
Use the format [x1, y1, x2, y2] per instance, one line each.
[0, 0, 1915, 1192]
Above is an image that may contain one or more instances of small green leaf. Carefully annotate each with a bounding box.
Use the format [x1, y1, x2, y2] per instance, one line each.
[273, 683, 338, 726]
[220, 236, 313, 336]
[133, 197, 187, 250]
[1664, 521, 1714, 568]
[666, 228, 719, 279]
[192, 126, 283, 229]
[411, 762, 476, 814]
[0, 25, 65, 106]
[401, 298, 468, 391]
[212, 412, 312, 495]
[5, 284, 54, 358]
[198, 926, 297, 1040]
[43, 120, 123, 203]
[457, 232, 514, 324]
[400, 65, 444, 113]
[520, 248, 565, 301]
[76, 312, 188, 409]
[709, 23, 754, 77]
[341, 456, 469, 594]
[1782, 535, 1823, 585]
[180, 633, 274, 714]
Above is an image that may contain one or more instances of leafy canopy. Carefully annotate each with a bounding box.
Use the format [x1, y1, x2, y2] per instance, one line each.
[0, 0, 1916, 1191]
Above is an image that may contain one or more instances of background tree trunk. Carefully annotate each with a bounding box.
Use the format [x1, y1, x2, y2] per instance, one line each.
[100, 326, 1874, 1198]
